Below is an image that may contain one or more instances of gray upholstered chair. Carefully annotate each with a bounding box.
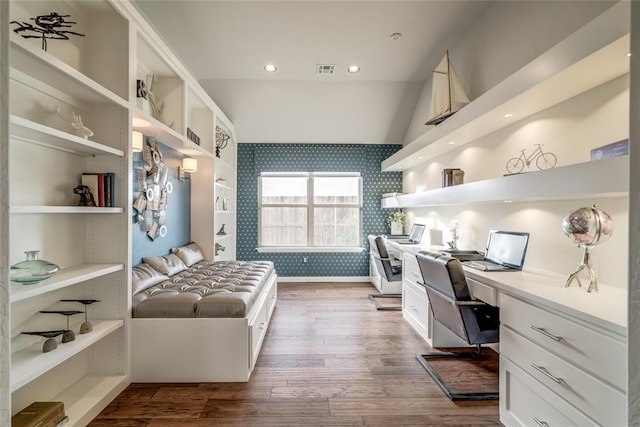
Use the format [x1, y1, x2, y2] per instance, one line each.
[414, 250, 500, 400]
[368, 235, 402, 310]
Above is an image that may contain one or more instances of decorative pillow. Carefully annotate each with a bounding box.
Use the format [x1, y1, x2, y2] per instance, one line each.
[171, 242, 205, 267]
[132, 263, 168, 295]
[142, 253, 188, 276]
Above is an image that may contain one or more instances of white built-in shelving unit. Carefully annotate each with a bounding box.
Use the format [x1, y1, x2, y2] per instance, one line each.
[382, 2, 629, 210]
[5, 0, 237, 425]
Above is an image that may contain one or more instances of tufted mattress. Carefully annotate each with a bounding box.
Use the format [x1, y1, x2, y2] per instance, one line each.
[132, 260, 275, 318]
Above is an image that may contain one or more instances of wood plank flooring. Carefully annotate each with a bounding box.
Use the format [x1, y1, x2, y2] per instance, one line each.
[89, 283, 499, 426]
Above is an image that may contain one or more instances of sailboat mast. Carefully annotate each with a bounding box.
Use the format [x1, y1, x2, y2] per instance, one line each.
[446, 50, 452, 114]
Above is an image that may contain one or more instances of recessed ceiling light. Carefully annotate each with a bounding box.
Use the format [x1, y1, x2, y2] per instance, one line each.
[504, 200, 513, 203]
[504, 113, 514, 118]
[627, 52, 632, 57]
[264, 64, 277, 72]
[347, 65, 360, 73]
[418, 157, 423, 160]
[390, 32, 402, 41]
[448, 141, 455, 145]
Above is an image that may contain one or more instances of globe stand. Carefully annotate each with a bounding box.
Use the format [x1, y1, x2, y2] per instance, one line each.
[565, 247, 598, 293]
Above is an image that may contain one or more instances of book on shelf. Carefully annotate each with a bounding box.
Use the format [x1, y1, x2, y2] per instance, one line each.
[11, 401, 65, 427]
[82, 173, 115, 207]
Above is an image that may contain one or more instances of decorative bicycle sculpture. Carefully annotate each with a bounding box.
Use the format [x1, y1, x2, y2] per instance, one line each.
[505, 144, 557, 174]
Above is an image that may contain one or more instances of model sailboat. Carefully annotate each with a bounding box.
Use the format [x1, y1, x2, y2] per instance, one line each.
[425, 51, 470, 126]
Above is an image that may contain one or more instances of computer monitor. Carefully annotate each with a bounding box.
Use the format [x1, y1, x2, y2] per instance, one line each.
[485, 230, 530, 270]
[407, 224, 426, 243]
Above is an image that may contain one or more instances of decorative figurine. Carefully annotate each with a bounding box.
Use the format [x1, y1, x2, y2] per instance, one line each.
[73, 184, 97, 207]
[215, 243, 225, 256]
[57, 105, 94, 139]
[562, 204, 614, 293]
[39, 310, 84, 342]
[215, 126, 230, 158]
[60, 299, 101, 333]
[22, 330, 66, 353]
[217, 224, 226, 235]
[505, 144, 557, 174]
[10, 12, 85, 51]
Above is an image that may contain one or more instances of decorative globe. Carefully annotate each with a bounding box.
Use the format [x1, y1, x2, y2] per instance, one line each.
[562, 205, 614, 248]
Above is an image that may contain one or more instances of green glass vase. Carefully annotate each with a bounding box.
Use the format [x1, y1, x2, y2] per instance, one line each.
[10, 250, 59, 284]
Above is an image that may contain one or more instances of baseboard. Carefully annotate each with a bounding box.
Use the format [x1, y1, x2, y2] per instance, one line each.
[278, 276, 371, 283]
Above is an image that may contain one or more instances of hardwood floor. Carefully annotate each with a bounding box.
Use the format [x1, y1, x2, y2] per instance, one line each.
[89, 283, 499, 426]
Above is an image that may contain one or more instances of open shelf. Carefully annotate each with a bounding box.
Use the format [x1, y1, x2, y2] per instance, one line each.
[215, 234, 235, 243]
[10, 264, 124, 303]
[10, 206, 123, 214]
[133, 111, 213, 159]
[215, 181, 235, 192]
[382, 3, 629, 172]
[56, 375, 129, 427]
[383, 156, 628, 208]
[10, 115, 124, 157]
[10, 38, 128, 109]
[11, 320, 124, 392]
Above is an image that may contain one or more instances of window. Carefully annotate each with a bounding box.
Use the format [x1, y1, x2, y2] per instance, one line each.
[259, 173, 362, 250]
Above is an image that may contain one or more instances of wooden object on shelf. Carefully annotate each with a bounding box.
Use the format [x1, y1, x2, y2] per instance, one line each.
[11, 401, 65, 427]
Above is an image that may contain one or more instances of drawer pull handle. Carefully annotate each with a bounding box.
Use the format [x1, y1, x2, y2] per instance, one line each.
[533, 417, 549, 427]
[530, 325, 562, 341]
[531, 364, 562, 384]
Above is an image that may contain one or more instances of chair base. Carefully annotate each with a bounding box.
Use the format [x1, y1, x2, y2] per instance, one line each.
[368, 294, 402, 311]
[416, 346, 499, 401]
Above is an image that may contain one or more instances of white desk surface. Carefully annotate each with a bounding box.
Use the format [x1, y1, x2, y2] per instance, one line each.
[387, 240, 627, 337]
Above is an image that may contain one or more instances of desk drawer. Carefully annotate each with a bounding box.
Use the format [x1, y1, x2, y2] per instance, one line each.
[403, 252, 422, 285]
[467, 277, 497, 306]
[501, 326, 625, 426]
[403, 280, 430, 341]
[501, 293, 625, 389]
[500, 357, 597, 427]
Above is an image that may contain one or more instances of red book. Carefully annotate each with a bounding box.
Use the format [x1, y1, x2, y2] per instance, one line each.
[97, 174, 105, 207]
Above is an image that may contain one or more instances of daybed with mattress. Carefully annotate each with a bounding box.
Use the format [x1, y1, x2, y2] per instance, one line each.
[130, 243, 277, 382]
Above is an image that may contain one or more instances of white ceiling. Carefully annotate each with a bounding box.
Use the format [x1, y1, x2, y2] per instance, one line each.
[132, 1, 493, 144]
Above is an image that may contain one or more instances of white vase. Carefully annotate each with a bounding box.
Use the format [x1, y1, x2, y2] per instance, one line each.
[390, 222, 403, 236]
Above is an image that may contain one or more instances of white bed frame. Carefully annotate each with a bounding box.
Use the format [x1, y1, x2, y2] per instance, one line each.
[131, 273, 277, 382]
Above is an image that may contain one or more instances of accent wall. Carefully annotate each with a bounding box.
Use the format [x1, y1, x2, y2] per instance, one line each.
[237, 143, 402, 277]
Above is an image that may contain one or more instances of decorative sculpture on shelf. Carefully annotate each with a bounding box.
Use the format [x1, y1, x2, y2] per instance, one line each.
[144, 74, 164, 121]
[73, 184, 97, 207]
[217, 224, 226, 235]
[215, 126, 230, 158]
[39, 310, 84, 343]
[505, 144, 557, 175]
[215, 243, 225, 256]
[57, 105, 93, 139]
[60, 299, 101, 333]
[562, 204, 614, 293]
[22, 330, 66, 353]
[11, 12, 85, 51]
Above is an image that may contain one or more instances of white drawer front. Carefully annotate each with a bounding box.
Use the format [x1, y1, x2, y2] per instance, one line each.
[403, 252, 422, 285]
[467, 277, 497, 306]
[501, 326, 625, 426]
[249, 302, 268, 369]
[500, 293, 625, 390]
[402, 280, 430, 341]
[500, 357, 597, 427]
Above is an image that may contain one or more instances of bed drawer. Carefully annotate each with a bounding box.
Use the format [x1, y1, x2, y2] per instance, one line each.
[500, 293, 625, 389]
[500, 357, 597, 427]
[249, 301, 268, 368]
[501, 326, 625, 426]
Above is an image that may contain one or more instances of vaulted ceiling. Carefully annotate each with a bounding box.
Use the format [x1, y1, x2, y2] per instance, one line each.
[133, 1, 493, 144]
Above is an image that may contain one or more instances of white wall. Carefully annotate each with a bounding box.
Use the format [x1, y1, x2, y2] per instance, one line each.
[404, 1, 616, 144]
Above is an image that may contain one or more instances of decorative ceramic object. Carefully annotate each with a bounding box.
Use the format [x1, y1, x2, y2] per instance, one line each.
[217, 224, 226, 235]
[73, 184, 97, 207]
[56, 105, 94, 139]
[22, 330, 66, 353]
[39, 310, 83, 343]
[60, 299, 101, 334]
[10, 251, 59, 284]
[562, 204, 614, 292]
[387, 211, 406, 236]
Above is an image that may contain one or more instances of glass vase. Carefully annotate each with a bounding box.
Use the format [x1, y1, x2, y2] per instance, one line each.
[10, 250, 60, 285]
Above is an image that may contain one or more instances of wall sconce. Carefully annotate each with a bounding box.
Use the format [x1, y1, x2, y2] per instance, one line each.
[178, 158, 197, 181]
[132, 130, 144, 153]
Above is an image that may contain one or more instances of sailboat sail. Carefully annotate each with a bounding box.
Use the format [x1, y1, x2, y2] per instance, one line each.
[425, 51, 469, 125]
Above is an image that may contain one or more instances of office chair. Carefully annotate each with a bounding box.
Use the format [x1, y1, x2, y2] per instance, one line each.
[368, 235, 402, 311]
[415, 251, 500, 400]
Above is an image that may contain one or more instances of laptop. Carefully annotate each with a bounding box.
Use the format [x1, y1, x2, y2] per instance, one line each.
[396, 224, 426, 245]
[463, 230, 529, 271]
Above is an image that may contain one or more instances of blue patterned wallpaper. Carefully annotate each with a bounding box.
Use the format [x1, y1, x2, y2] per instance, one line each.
[237, 143, 402, 277]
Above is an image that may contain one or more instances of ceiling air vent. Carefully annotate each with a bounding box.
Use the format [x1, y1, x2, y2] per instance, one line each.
[316, 64, 336, 75]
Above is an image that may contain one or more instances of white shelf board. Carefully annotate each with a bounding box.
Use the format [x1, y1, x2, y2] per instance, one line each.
[215, 181, 235, 191]
[11, 320, 124, 392]
[215, 234, 234, 242]
[10, 37, 128, 108]
[383, 156, 628, 208]
[10, 115, 124, 157]
[10, 206, 123, 214]
[215, 157, 235, 171]
[382, 3, 630, 172]
[57, 375, 129, 427]
[10, 263, 123, 303]
[133, 110, 214, 158]
[215, 210, 235, 215]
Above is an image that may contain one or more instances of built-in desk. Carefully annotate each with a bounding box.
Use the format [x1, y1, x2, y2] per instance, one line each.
[392, 242, 627, 426]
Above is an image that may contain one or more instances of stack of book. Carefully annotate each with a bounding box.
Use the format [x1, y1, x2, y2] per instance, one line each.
[12, 401, 68, 427]
[82, 172, 115, 207]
